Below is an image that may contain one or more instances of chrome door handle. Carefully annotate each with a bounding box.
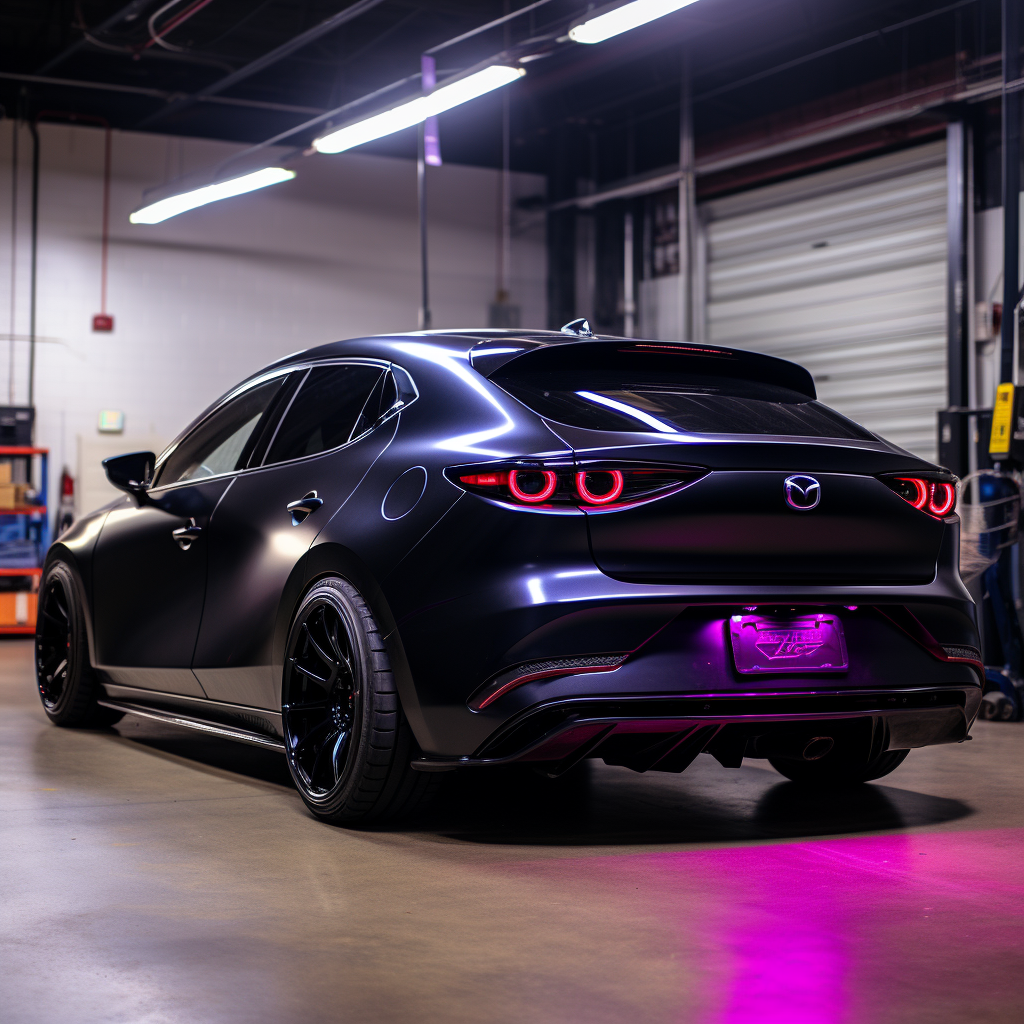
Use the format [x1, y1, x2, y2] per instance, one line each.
[287, 491, 324, 526]
[172, 518, 202, 551]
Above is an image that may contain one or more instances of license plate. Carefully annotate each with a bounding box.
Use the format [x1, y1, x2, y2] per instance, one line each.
[729, 613, 848, 674]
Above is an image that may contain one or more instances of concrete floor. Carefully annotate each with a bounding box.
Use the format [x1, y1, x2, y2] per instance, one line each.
[1, 639, 1021, 1024]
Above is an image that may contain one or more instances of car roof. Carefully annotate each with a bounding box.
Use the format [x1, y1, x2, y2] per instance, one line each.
[262, 329, 567, 369]
[257, 329, 817, 402]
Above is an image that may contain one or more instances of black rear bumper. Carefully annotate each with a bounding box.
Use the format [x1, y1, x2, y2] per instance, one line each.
[411, 685, 980, 774]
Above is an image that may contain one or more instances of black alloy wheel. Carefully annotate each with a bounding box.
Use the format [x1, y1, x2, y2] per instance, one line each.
[281, 577, 438, 824]
[284, 600, 361, 796]
[35, 562, 121, 727]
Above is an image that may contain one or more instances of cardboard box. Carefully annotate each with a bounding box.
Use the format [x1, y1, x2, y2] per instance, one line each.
[0, 462, 12, 485]
[0, 483, 28, 509]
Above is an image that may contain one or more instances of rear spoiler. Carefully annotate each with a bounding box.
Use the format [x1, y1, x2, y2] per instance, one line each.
[469, 338, 817, 400]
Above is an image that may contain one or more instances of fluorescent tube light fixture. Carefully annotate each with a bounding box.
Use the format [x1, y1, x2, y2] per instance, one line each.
[313, 65, 525, 155]
[129, 167, 296, 224]
[569, 0, 701, 44]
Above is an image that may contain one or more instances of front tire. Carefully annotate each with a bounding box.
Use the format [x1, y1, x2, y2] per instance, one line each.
[281, 576, 437, 824]
[35, 561, 122, 727]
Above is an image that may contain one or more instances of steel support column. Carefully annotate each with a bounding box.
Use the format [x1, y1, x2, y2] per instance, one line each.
[678, 51, 696, 342]
[942, 121, 972, 476]
[1000, 0, 1021, 384]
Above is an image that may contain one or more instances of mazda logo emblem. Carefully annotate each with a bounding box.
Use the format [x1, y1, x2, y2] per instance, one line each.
[784, 475, 821, 510]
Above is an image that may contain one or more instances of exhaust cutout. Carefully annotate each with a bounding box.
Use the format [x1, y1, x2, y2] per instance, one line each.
[802, 736, 834, 761]
[754, 733, 835, 761]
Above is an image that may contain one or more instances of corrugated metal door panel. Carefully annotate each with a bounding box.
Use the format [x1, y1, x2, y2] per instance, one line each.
[704, 140, 947, 463]
[709, 169, 946, 258]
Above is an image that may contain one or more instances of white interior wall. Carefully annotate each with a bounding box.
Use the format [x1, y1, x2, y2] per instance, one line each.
[0, 123, 546, 516]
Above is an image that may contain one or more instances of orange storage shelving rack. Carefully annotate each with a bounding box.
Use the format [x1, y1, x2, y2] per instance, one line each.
[0, 446, 49, 634]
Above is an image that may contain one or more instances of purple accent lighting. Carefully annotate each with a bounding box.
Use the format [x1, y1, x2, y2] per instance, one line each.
[421, 55, 442, 166]
[730, 613, 848, 674]
[500, 829, 1021, 1023]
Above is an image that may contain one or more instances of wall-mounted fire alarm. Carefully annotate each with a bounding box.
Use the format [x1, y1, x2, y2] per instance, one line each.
[92, 314, 114, 332]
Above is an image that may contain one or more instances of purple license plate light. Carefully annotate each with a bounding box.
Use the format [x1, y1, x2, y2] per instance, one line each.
[729, 613, 848, 674]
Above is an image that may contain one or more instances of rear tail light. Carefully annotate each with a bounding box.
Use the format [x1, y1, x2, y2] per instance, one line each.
[575, 469, 623, 505]
[508, 469, 557, 503]
[448, 462, 705, 510]
[882, 475, 957, 518]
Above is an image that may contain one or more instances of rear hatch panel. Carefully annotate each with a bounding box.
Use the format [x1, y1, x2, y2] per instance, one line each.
[550, 431, 944, 585]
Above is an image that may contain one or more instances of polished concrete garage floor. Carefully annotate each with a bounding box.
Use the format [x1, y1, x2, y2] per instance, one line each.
[1, 639, 1021, 1024]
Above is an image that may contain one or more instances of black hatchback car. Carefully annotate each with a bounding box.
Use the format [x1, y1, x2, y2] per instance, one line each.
[36, 329, 982, 823]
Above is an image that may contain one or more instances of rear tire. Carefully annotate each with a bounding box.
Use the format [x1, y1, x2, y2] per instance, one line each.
[769, 747, 909, 785]
[281, 576, 438, 825]
[35, 562, 122, 727]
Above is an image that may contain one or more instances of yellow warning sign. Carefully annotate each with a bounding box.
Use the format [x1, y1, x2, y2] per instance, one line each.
[989, 382, 1015, 456]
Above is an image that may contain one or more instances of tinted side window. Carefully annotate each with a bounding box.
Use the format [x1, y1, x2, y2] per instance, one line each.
[264, 364, 384, 465]
[157, 376, 287, 487]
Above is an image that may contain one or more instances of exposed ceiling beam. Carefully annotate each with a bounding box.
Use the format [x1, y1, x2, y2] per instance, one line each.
[35, 0, 154, 75]
[0, 71, 325, 117]
[134, 0, 389, 130]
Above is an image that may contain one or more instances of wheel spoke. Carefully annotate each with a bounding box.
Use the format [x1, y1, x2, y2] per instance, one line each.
[309, 727, 342, 788]
[290, 659, 329, 686]
[329, 728, 350, 785]
[45, 657, 67, 682]
[38, 606, 66, 628]
[282, 698, 330, 711]
[39, 649, 64, 675]
[301, 621, 337, 672]
[292, 716, 333, 752]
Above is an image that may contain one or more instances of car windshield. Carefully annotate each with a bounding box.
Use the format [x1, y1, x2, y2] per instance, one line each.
[492, 369, 875, 439]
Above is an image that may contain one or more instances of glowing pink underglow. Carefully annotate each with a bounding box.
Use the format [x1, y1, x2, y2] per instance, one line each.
[500, 828, 1023, 1023]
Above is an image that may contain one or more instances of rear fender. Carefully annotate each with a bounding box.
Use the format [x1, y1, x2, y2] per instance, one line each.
[284, 542, 428, 751]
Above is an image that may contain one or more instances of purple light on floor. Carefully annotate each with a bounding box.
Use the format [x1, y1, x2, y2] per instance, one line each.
[500, 829, 1023, 1023]
[716, 903, 848, 1024]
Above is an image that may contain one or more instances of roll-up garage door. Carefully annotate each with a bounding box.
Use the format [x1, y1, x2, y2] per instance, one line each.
[703, 140, 947, 463]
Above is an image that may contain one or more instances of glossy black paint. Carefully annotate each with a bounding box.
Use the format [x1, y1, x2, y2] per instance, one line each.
[44, 331, 982, 772]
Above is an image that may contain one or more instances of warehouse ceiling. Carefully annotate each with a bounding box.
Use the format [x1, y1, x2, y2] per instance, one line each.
[0, 0, 1001, 177]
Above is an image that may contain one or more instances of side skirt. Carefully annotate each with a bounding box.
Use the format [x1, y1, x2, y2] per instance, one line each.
[98, 695, 285, 753]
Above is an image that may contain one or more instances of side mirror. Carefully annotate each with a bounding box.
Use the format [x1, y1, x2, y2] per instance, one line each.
[103, 451, 155, 498]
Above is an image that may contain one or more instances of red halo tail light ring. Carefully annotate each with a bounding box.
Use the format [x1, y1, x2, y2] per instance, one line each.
[887, 476, 957, 519]
[575, 469, 624, 505]
[450, 462, 706, 511]
[895, 477, 929, 510]
[508, 469, 558, 503]
[927, 482, 955, 517]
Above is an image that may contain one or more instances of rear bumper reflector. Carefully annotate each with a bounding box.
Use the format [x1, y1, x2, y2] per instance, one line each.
[468, 654, 628, 711]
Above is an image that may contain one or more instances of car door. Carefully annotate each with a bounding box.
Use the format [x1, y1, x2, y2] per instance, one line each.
[91, 373, 291, 695]
[193, 361, 397, 709]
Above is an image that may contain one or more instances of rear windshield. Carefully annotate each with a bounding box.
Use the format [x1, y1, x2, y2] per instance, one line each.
[492, 369, 874, 440]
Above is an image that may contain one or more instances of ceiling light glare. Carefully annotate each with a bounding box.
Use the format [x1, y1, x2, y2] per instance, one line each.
[129, 167, 296, 224]
[313, 65, 525, 155]
[569, 0, 701, 44]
